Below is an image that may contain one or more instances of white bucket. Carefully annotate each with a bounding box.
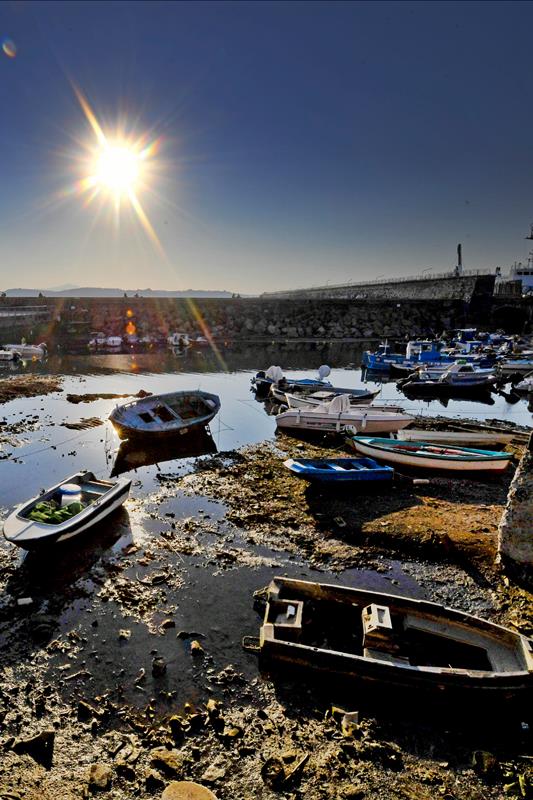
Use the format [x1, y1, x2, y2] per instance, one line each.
[59, 483, 82, 507]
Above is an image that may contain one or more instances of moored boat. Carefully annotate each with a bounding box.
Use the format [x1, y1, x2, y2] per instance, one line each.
[514, 373, 533, 395]
[399, 363, 498, 389]
[247, 577, 533, 705]
[0, 349, 20, 362]
[3, 342, 47, 359]
[273, 387, 380, 408]
[3, 471, 131, 550]
[167, 332, 191, 348]
[109, 390, 220, 440]
[497, 359, 533, 375]
[396, 429, 523, 447]
[283, 456, 393, 483]
[252, 365, 333, 398]
[276, 395, 413, 435]
[348, 436, 512, 472]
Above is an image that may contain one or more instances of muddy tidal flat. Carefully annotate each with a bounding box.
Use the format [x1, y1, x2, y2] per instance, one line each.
[0, 351, 532, 800]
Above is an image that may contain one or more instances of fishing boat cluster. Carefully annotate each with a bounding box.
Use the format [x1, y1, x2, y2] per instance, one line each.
[2, 326, 533, 712]
[362, 329, 533, 398]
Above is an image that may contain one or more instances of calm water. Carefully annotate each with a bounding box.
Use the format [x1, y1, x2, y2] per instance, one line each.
[0, 343, 531, 509]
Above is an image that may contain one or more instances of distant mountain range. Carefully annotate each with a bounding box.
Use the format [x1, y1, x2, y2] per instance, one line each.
[3, 286, 235, 298]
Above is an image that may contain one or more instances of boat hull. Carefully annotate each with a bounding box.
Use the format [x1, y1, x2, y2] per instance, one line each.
[3, 473, 131, 550]
[349, 437, 511, 472]
[109, 390, 220, 440]
[283, 457, 394, 483]
[256, 578, 533, 706]
[276, 410, 413, 434]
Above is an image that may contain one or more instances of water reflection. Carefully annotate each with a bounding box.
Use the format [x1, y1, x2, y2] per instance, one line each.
[110, 429, 217, 476]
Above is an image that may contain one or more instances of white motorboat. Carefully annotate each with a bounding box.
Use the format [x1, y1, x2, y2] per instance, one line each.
[514, 374, 533, 395]
[0, 349, 21, 362]
[3, 342, 47, 359]
[3, 471, 131, 550]
[271, 387, 379, 407]
[167, 332, 191, 348]
[275, 395, 413, 435]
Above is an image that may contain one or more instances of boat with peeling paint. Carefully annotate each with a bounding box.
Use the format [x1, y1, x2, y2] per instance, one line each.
[246, 577, 533, 705]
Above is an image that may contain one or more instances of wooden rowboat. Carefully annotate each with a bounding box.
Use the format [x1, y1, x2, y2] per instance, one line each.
[109, 390, 220, 440]
[347, 436, 512, 472]
[283, 456, 394, 483]
[247, 577, 533, 705]
[3, 471, 131, 550]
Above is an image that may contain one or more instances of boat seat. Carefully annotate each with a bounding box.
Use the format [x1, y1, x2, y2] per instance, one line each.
[80, 480, 111, 496]
[269, 599, 304, 642]
[362, 604, 401, 655]
[364, 648, 410, 666]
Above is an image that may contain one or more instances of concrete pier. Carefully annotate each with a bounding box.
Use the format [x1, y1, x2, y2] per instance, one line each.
[498, 434, 533, 573]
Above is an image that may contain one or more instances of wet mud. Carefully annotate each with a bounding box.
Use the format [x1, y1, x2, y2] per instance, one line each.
[0, 375, 532, 799]
[0, 375, 62, 405]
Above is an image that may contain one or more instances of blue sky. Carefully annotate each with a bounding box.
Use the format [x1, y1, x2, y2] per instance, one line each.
[0, 0, 532, 292]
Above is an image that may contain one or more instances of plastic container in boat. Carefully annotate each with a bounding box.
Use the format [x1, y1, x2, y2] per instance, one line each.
[59, 483, 82, 507]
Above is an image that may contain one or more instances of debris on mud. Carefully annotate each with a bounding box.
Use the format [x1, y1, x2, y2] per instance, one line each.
[66, 389, 151, 404]
[61, 417, 103, 430]
[0, 375, 62, 404]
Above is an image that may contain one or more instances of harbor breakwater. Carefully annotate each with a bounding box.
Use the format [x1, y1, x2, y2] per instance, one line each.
[1, 292, 531, 346]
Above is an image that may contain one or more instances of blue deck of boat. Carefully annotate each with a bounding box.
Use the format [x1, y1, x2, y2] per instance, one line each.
[284, 457, 394, 482]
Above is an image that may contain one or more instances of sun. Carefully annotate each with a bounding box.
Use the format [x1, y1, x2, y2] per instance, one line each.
[94, 143, 141, 197]
[65, 85, 165, 255]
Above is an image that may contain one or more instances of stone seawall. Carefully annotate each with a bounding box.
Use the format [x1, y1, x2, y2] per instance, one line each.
[0, 292, 530, 345]
[0, 296, 470, 345]
[262, 273, 496, 303]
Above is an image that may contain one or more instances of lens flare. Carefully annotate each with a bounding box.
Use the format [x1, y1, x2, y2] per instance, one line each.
[2, 38, 17, 58]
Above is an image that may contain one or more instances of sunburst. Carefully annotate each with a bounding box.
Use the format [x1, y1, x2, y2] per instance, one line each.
[67, 85, 165, 255]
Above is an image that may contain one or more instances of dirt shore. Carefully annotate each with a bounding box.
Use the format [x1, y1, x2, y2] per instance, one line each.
[0, 429, 532, 800]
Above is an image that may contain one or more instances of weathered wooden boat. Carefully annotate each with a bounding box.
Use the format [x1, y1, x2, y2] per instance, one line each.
[283, 456, 393, 483]
[276, 396, 413, 435]
[109, 390, 220, 440]
[3, 471, 131, 550]
[247, 577, 533, 705]
[348, 436, 512, 472]
[396, 429, 521, 447]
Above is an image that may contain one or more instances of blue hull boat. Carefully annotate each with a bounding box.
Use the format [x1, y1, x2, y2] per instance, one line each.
[283, 456, 394, 483]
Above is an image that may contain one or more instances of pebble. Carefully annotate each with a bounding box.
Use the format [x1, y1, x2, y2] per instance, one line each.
[162, 782, 217, 799]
